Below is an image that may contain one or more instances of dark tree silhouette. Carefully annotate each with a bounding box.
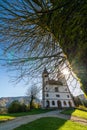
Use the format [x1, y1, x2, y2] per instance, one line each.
[26, 85, 40, 109]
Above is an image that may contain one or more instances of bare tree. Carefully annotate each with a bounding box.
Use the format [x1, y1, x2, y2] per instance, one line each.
[0, 0, 67, 79]
[0, 0, 86, 95]
[26, 85, 41, 109]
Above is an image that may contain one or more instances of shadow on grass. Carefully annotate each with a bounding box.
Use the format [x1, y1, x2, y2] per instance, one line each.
[61, 107, 76, 115]
[14, 117, 87, 130]
[0, 108, 55, 117]
[0, 108, 54, 123]
[12, 108, 76, 130]
[14, 117, 66, 130]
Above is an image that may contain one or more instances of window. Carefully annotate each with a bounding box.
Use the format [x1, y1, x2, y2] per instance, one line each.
[46, 94, 49, 97]
[67, 95, 69, 98]
[56, 94, 60, 97]
[55, 87, 59, 92]
[57, 100, 61, 108]
[46, 87, 47, 90]
[63, 101, 66, 105]
[68, 101, 72, 107]
[52, 101, 55, 105]
[46, 100, 50, 108]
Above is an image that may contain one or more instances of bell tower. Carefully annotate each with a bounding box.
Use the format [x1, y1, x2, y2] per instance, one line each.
[42, 68, 49, 108]
[42, 67, 49, 83]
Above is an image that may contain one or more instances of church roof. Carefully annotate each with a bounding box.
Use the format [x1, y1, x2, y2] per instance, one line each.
[48, 79, 63, 85]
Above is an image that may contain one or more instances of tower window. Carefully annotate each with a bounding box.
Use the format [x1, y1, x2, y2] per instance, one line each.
[52, 101, 55, 105]
[55, 87, 59, 92]
[46, 87, 47, 90]
[46, 94, 49, 97]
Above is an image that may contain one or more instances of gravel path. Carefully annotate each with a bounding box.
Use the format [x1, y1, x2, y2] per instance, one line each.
[0, 110, 87, 130]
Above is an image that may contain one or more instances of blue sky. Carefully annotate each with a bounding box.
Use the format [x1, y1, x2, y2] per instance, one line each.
[0, 67, 28, 98]
[0, 65, 83, 98]
[0, 48, 83, 98]
[0, 0, 84, 98]
[0, 47, 30, 98]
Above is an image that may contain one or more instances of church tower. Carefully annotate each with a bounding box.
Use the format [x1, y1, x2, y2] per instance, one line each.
[42, 68, 75, 108]
[42, 68, 49, 108]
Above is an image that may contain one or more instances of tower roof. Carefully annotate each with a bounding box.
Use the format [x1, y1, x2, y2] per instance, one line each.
[43, 67, 49, 75]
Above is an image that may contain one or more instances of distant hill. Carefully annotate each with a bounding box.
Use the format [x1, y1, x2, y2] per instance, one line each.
[0, 96, 41, 108]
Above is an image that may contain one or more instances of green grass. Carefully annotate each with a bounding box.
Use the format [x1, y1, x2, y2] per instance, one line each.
[0, 109, 52, 117]
[0, 109, 52, 122]
[14, 117, 87, 130]
[0, 116, 15, 122]
[61, 109, 87, 120]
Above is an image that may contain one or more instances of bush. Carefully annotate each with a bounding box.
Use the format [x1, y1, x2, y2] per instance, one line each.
[0, 107, 7, 114]
[30, 101, 41, 109]
[20, 103, 27, 112]
[8, 100, 27, 113]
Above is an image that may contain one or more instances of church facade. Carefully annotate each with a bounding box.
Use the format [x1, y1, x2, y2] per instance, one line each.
[42, 68, 75, 108]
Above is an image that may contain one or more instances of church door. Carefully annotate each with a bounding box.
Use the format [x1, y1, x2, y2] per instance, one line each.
[57, 100, 62, 108]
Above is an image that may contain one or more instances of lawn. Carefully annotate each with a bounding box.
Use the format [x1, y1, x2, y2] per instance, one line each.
[14, 117, 87, 130]
[0, 109, 52, 122]
[61, 109, 87, 120]
[0, 116, 15, 122]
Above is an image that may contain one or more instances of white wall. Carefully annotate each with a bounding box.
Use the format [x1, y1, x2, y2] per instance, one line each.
[45, 92, 71, 100]
[43, 76, 75, 108]
[44, 99, 74, 108]
[45, 84, 69, 92]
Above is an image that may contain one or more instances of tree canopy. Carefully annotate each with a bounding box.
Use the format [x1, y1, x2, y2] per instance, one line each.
[44, 0, 87, 95]
[0, 0, 86, 95]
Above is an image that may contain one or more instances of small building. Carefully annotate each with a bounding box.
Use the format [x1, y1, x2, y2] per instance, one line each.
[42, 68, 75, 108]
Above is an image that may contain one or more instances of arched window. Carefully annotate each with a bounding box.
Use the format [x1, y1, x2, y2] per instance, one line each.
[57, 100, 62, 108]
[68, 101, 72, 107]
[63, 101, 66, 105]
[52, 101, 55, 105]
[46, 100, 50, 108]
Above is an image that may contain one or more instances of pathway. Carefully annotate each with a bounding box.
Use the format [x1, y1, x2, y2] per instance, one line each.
[0, 110, 87, 130]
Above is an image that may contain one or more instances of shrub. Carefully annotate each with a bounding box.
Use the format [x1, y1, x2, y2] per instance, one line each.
[20, 103, 27, 112]
[0, 107, 7, 114]
[8, 100, 27, 113]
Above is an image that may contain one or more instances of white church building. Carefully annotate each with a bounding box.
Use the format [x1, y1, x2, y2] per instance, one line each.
[42, 68, 75, 108]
